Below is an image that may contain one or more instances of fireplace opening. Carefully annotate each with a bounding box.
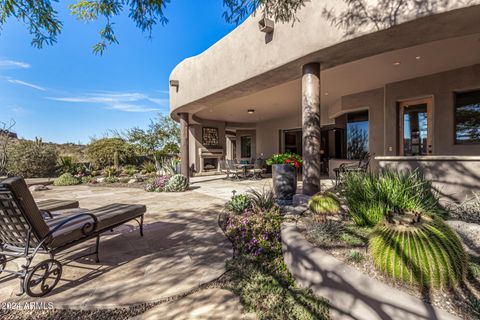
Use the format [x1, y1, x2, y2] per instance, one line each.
[203, 158, 218, 171]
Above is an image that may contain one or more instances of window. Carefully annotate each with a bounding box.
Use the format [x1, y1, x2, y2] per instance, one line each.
[346, 111, 369, 159]
[455, 90, 480, 144]
[241, 136, 252, 158]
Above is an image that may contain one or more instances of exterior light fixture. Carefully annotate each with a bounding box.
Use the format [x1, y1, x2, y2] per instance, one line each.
[393, 61, 401, 66]
[247, 109, 255, 114]
[169, 80, 180, 88]
[325, 92, 329, 96]
[258, 17, 274, 33]
[415, 56, 421, 60]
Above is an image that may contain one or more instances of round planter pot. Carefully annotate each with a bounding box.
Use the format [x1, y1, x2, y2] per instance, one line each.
[272, 164, 297, 204]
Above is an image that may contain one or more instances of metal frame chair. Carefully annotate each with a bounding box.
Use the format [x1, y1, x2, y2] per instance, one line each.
[334, 153, 372, 188]
[247, 159, 266, 180]
[0, 177, 145, 297]
[226, 160, 244, 180]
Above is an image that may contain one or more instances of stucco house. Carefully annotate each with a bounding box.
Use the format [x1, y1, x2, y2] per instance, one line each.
[170, 0, 480, 201]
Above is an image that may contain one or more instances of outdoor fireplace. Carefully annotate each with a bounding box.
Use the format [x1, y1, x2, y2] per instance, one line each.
[203, 158, 218, 171]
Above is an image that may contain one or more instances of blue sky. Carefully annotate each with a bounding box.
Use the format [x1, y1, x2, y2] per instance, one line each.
[0, 1, 238, 144]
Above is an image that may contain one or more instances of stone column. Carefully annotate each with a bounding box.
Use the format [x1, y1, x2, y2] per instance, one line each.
[302, 63, 321, 196]
[179, 113, 190, 181]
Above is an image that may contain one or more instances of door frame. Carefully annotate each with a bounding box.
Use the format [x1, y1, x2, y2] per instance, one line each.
[398, 97, 434, 156]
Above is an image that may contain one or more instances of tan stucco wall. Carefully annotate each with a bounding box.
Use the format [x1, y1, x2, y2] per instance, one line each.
[170, 1, 480, 119]
[189, 120, 226, 173]
[384, 64, 480, 156]
[378, 156, 480, 202]
[256, 113, 302, 160]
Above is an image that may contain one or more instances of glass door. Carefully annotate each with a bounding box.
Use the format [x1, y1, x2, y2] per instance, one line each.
[399, 98, 433, 156]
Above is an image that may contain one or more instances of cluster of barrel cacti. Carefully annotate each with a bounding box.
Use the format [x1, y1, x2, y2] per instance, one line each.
[164, 174, 189, 192]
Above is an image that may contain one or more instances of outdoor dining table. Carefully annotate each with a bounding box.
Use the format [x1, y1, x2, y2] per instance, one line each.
[235, 163, 255, 179]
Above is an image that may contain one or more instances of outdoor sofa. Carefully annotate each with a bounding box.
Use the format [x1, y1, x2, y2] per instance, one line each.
[0, 177, 146, 297]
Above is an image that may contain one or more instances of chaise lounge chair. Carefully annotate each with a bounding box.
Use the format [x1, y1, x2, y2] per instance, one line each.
[36, 199, 80, 218]
[0, 177, 146, 297]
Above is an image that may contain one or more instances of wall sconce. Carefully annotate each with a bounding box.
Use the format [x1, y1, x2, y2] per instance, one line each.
[247, 109, 255, 114]
[169, 80, 180, 88]
[258, 17, 274, 33]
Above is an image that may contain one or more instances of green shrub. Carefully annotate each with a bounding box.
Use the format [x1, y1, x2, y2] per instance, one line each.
[226, 194, 252, 214]
[164, 174, 189, 192]
[58, 156, 81, 175]
[247, 188, 277, 212]
[344, 170, 439, 227]
[81, 176, 94, 184]
[103, 166, 119, 177]
[54, 173, 80, 186]
[369, 212, 467, 289]
[7, 139, 58, 178]
[141, 161, 157, 174]
[346, 250, 364, 264]
[122, 165, 138, 176]
[104, 176, 119, 184]
[86, 138, 136, 168]
[308, 192, 340, 222]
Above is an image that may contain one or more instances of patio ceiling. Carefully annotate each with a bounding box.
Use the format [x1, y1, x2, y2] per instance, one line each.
[194, 33, 480, 124]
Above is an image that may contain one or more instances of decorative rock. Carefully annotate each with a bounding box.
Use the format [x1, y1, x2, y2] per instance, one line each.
[29, 185, 50, 192]
[446, 220, 480, 257]
[97, 177, 106, 183]
[128, 178, 137, 184]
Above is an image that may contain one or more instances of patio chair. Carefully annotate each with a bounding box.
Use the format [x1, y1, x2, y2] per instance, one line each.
[36, 199, 80, 219]
[226, 160, 244, 179]
[219, 160, 230, 179]
[247, 159, 266, 180]
[0, 177, 146, 297]
[334, 153, 372, 188]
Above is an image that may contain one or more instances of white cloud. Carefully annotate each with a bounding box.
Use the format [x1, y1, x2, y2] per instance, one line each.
[48, 91, 168, 113]
[0, 59, 31, 69]
[7, 79, 46, 91]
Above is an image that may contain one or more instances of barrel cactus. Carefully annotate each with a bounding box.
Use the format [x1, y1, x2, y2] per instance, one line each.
[164, 174, 189, 192]
[369, 212, 467, 289]
[308, 192, 341, 222]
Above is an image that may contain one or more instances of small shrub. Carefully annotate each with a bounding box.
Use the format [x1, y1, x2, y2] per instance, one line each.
[142, 161, 157, 174]
[103, 166, 119, 177]
[305, 220, 344, 246]
[144, 175, 170, 192]
[225, 207, 283, 257]
[104, 176, 119, 184]
[58, 156, 81, 175]
[81, 176, 94, 184]
[164, 174, 189, 192]
[144, 183, 156, 192]
[7, 139, 58, 178]
[226, 194, 252, 214]
[122, 165, 138, 177]
[54, 173, 80, 186]
[346, 250, 364, 263]
[247, 188, 277, 212]
[369, 212, 467, 289]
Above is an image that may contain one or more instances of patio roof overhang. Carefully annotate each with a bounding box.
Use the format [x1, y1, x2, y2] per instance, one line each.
[169, 3, 480, 124]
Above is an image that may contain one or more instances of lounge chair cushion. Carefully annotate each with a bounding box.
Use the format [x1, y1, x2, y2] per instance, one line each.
[45, 203, 146, 248]
[37, 199, 80, 212]
[0, 177, 50, 240]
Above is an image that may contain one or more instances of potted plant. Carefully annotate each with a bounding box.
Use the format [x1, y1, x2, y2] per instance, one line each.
[266, 153, 302, 204]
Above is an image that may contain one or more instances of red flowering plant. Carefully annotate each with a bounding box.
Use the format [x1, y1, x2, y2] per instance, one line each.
[266, 153, 303, 169]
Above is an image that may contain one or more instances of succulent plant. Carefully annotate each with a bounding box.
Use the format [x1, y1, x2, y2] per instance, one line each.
[103, 166, 119, 177]
[104, 176, 119, 184]
[369, 212, 467, 289]
[144, 183, 156, 192]
[308, 192, 341, 222]
[164, 174, 189, 192]
[227, 194, 252, 214]
[54, 173, 80, 186]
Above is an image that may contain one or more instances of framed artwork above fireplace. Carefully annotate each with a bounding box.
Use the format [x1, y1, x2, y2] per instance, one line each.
[202, 127, 220, 147]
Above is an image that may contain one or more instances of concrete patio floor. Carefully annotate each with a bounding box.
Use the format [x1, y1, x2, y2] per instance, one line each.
[1, 175, 281, 309]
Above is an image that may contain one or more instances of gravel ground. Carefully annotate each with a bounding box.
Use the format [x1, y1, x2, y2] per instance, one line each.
[447, 220, 480, 257]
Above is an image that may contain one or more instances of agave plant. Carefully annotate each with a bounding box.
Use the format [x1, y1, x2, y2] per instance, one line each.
[247, 187, 277, 213]
[369, 212, 467, 289]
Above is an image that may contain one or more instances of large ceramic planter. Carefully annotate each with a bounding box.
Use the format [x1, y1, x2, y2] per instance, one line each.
[272, 164, 297, 204]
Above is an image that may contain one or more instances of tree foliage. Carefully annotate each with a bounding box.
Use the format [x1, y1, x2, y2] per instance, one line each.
[86, 137, 136, 168]
[0, 0, 307, 54]
[123, 114, 179, 167]
[7, 138, 58, 178]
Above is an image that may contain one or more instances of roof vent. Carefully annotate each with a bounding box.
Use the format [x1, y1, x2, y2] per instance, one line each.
[258, 17, 274, 33]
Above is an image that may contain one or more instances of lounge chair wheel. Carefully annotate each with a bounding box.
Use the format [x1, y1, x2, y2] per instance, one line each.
[24, 259, 62, 297]
[0, 254, 6, 274]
